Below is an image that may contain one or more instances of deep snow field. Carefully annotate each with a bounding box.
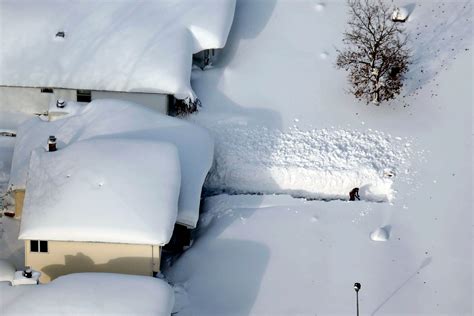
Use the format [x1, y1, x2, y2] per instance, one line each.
[166, 0, 472, 315]
[0, 0, 472, 315]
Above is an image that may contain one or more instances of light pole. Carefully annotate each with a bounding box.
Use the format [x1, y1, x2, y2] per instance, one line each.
[354, 282, 361, 316]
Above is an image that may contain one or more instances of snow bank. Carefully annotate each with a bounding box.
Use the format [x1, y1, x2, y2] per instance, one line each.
[201, 124, 411, 202]
[20, 138, 181, 245]
[0, 259, 15, 283]
[0, 0, 235, 100]
[0, 111, 33, 134]
[1, 273, 174, 316]
[370, 226, 390, 242]
[9, 99, 213, 228]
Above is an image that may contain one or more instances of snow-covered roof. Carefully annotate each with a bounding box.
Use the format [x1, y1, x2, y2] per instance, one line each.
[0, 0, 236, 99]
[19, 138, 181, 245]
[10, 99, 213, 228]
[1, 273, 174, 316]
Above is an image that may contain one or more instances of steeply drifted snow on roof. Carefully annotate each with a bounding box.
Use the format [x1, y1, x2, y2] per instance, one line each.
[1, 273, 174, 316]
[19, 138, 181, 245]
[0, 0, 236, 99]
[10, 99, 213, 228]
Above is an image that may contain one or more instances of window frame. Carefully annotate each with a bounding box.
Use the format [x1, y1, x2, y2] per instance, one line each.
[30, 240, 49, 253]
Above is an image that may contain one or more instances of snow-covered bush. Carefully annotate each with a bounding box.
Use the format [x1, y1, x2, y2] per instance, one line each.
[174, 97, 202, 116]
[336, 0, 411, 104]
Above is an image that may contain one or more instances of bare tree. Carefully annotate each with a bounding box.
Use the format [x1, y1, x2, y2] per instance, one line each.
[336, 0, 410, 104]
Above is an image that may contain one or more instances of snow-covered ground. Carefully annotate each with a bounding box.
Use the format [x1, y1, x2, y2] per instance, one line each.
[0, 0, 471, 315]
[167, 194, 445, 315]
[190, 0, 471, 202]
[166, 0, 472, 315]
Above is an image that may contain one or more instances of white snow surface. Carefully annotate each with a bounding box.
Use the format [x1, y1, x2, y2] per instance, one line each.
[9, 99, 214, 228]
[48, 100, 86, 121]
[0, 0, 236, 100]
[189, 0, 471, 203]
[20, 138, 181, 245]
[370, 226, 390, 242]
[167, 190, 470, 315]
[167, 0, 472, 315]
[0, 273, 175, 316]
[201, 123, 412, 202]
[0, 259, 15, 283]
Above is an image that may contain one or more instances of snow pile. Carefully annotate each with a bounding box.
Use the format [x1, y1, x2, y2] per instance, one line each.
[0, 111, 32, 135]
[0, 0, 236, 99]
[370, 226, 390, 242]
[202, 124, 412, 201]
[20, 139, 181, 245]
[9, 99, 213, 228]
[1, 273, 174, 316]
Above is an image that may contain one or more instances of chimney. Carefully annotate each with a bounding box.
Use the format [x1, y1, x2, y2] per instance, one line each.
[48, 136, 57, 152]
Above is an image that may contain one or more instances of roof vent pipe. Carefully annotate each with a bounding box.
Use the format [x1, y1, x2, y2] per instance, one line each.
[48, 136, 57, 152]
[22, 267, 33, 279]
[56, 99, 66, 108]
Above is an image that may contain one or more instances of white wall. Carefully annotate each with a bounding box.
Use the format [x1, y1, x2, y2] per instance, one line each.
[0, 87, 169, 115]
[91, 91, 168, 114]
[0, 87, 75, 114]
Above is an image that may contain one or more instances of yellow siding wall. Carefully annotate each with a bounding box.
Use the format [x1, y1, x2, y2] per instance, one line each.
[25, 240, 161, 283]
[14, 189, 25, 219]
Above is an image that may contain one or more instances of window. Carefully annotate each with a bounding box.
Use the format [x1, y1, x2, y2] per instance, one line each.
[30, 240, 38, 252]
[40, 240, 48, 252]
[40, 88, 53, 93]
[76, 90, 92, 102]
[30, 240, 48, 253]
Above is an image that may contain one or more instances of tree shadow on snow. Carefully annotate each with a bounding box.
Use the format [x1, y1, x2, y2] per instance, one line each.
[370, 257, 433, 315]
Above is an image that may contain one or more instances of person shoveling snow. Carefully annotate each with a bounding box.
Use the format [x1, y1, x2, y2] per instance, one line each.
[349, 188, 360, 201]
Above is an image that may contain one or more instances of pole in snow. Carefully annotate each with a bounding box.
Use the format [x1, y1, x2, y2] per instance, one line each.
[354, 282, 361, 316]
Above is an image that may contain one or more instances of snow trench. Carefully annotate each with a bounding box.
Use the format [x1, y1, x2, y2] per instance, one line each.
[202, 125, 412, 202]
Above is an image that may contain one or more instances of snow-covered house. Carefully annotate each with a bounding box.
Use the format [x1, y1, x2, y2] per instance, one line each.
[1, 273, 175, 315]
[9, 99, 213, 282]
[9, 100, 213, 228]
[0, 0, 236, 114]
[19, 138, 181, 283]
